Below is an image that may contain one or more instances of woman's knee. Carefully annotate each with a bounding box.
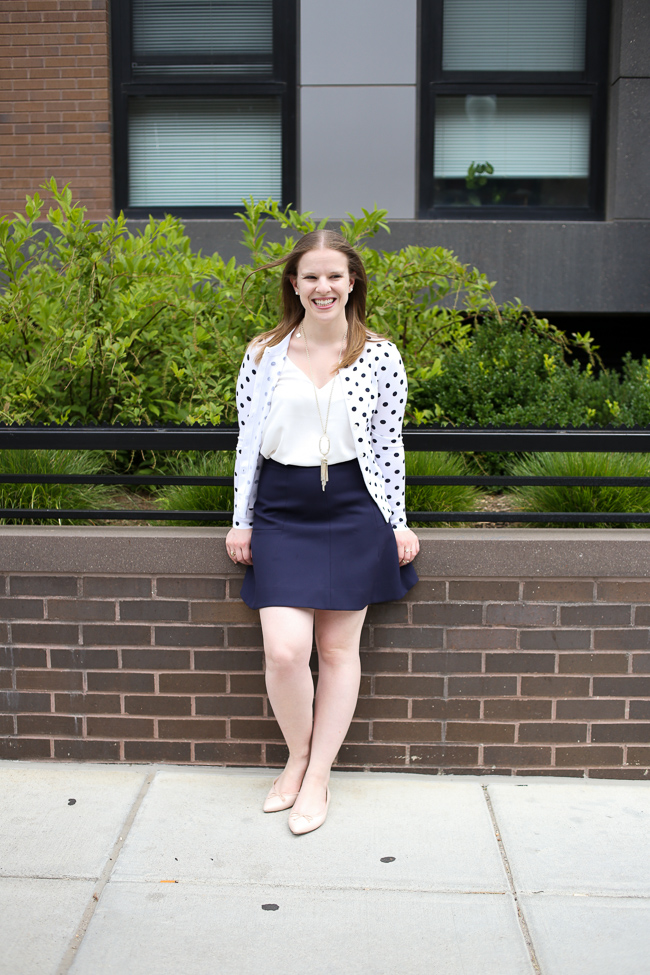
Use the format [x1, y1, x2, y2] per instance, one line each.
[264, 640, 310, 671]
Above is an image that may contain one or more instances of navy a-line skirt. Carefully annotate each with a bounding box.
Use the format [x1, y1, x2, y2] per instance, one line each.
[240, 457, 418, 611]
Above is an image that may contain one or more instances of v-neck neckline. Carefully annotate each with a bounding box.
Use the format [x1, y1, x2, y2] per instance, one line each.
[285, 353, 336, 391]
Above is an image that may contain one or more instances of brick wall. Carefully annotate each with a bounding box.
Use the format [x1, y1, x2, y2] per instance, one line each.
[0, 0, 112, 219]
[1, 527, 650, 778]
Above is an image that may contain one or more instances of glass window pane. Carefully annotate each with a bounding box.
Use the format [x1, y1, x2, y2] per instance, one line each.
[434, 95, 590, 208]
[442, 0, 586, 72]
[128, 98, 282, 206]
[132, 0, 273, 76]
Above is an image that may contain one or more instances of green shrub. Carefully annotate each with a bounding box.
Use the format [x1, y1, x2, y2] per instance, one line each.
[508, 452, 650, 528]
[0, 450, 117, 524]
[156, 451, 234, 526]
[0, 182, 494, 428]
[405, 451, 479, 526]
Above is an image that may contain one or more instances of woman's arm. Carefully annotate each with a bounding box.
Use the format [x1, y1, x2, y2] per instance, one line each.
[226, 346, 260, 563]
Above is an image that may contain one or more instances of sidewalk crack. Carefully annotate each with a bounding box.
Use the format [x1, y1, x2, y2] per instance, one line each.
[55, 769, 156, 975]
[482, 783, 542, 975]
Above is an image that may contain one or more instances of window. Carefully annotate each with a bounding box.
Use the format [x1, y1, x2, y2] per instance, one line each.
[111, 0, 297, 217]
[419, 0, 610, 219]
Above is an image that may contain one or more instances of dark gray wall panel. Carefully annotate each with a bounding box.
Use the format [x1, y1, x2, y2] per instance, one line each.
[607, 79, 650, 220]
[618, 0, 650, 78]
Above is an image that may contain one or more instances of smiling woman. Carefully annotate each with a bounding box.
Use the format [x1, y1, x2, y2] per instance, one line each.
[223, 229, 419, 835]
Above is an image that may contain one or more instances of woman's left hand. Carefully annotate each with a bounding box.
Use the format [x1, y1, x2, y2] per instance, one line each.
[394, 528, 420, 566]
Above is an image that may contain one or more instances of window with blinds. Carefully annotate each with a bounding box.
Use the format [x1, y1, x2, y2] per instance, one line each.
[110, 0, 296, 216]
[418, 0, 609, 218]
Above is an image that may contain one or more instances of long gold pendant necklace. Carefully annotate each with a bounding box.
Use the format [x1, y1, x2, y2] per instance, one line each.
[300, 324, 348, 491]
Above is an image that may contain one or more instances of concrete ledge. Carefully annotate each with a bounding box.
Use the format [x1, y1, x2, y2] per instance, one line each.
[1, 526, 649, 577]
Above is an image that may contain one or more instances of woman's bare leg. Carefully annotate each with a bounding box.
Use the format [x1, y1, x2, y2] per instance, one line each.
[291, 607, 367, 817]
[259, 606, 315, 795]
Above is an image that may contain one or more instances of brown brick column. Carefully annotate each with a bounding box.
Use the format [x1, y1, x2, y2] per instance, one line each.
[0, 0, 112, 219]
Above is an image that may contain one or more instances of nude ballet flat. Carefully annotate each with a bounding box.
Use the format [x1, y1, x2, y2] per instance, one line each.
[288, 786, 330, 835]
[263, 776, 300, 813]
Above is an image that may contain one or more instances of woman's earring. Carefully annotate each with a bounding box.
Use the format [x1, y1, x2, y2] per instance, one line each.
[295, 290, 299, 295]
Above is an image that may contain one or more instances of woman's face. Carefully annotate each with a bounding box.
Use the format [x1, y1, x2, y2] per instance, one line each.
[291, 248, 354, 328]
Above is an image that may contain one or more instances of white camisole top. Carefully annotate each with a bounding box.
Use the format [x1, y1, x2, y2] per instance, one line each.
[260, 356, 357, 466]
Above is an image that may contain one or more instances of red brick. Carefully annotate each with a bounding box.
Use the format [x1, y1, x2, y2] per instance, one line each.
[486, 653, 555, 673]
[195, 742, 262, 764]
[158, 674, 227, 694]
[190, 601, 257, 624]
[557, 699, 625, 719]
[0, 738, 51, 759]
[524, 581, 594, 602]
[484, 699, 553, 719]
[87, 672, 154, 692]
[154, 577, 226, 599]
[218, 626, 257, 648]
[520, 630, 591, 650]
[14, 670, 81, 691]
[55, 693, 120, 714]
[125, 695, 191, 716]
[195, 650, 263, 671]
[229, 674, 267, 694]
[448, 676, 517, 696]
[593, 677, 650, 696]
[558, 653, 628, 674]
[0, 647, 47, 667]
[373, 626, 444, 649]
[412, 651, 482, 673]
[447, 629, 517, 650]
[84, 577, 151, 597]
[633, 654, 650, 673]
[630, 701, 650, 719]
[155, 625, 223, 647]
[12, 622, 78, 644]
[519, 723, 587, 743]
[51, 648, 117, 669]
[597, 582, 650, 602]
[17, 713, 81, 735]
[158, 719, 227, 739]
[412, 698, 480, 720]
[412, 604, 482, 625]
[121, 649, 190, 670]
[628, 747, 650, 765]
[406, 581, 446, 601]
[120, 601, 188, 622]
[0, 714, 14, 733]
[0, 690, 50, 712]
[54, 739, 119, 760]
[87, 717, 153, 738]
[633, 607, 650, 626]
[447, 722, 515, 743]
[410, 744, 479, 766]
[48, 599, 115, 621]
[486, 604, 556, 626]
[335, 743, 407, 766]
[354, 697, 409, 719]
[591, 724, 650, 743]
[0, 673, 12, 690]
[10, 576, 76, 596]
[373, 721, 442, 743]
[83, 624, 150, 646]
[556, 746, 623, 766]
[374, 675, 444, 696]
[230, 719, 283, 740]
[124, 741, 191, 762]
[0, 598, 43, 618]
[561, 605, 631, 626]
[365, 603, 409, 624]
[360, 651, 409, 674]
[196, 696, 264, 717]
[589, 768, 650, 779]
[484, 746, 552, 766]
[521, 676, 590, 697]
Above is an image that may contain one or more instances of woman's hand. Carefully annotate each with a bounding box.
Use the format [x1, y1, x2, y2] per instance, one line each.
[225, 528, 253, 566]
[394, 528, 419, 566]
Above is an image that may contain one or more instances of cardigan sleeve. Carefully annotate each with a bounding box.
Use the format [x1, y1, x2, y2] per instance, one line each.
[232, 346, 263, 529]
[370, 342, 409, 530]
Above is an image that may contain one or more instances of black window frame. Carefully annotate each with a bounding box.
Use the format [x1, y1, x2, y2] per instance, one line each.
[110, 0, 297, 219]
[418, 0, 610, 221]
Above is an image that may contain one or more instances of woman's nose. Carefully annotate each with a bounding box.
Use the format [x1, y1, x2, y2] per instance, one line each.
[315, 277, 330, 292]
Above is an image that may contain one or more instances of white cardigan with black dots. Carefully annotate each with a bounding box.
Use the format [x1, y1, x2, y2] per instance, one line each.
[232, 329, 409, 531]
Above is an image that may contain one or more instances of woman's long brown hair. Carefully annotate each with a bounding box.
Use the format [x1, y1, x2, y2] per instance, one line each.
[241, 230, 379, 369]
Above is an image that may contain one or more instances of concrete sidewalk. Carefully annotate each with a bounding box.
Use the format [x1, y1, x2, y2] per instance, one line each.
[0, 761, 648, 975]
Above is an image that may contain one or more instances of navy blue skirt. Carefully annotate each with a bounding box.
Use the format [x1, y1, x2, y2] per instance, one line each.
[240, 458, 418, 611]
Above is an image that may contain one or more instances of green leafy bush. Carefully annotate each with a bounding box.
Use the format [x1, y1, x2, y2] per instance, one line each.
[0, 182, 494, 428]
[508, 452, 650, 528]
[156, 451, 234, 526]
[405, 451, 479, 525]
[0, 450, 116, 524]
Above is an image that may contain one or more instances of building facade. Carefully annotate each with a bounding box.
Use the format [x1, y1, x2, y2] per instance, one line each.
[1, 0, 649, 327]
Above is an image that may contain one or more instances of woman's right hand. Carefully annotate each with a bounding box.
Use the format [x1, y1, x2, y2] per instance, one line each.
[225, 528, 253, 565]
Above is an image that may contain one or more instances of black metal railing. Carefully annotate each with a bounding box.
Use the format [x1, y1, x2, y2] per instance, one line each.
[1, 424, 649, 524]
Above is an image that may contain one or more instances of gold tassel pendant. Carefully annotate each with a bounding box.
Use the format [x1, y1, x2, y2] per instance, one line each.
[320, 457, 329, 491]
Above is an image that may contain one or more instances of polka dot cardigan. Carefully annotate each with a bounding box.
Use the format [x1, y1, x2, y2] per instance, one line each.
[232, 329, 409, 531]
